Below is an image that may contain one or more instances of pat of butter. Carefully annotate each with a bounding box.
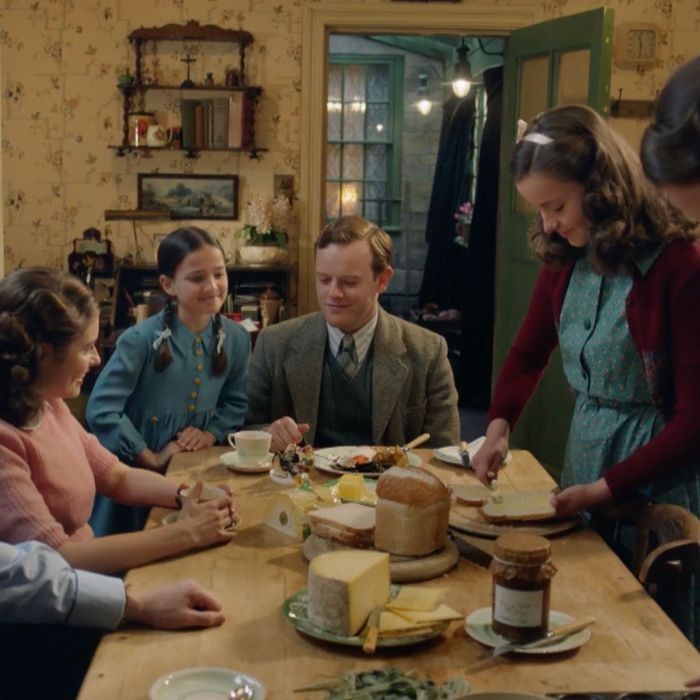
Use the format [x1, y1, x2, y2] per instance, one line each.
[337, 474, 365, 501]
[263, 489, 319, 540]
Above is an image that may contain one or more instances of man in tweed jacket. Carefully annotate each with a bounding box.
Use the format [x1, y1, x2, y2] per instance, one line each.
[246, 216, 459, 451]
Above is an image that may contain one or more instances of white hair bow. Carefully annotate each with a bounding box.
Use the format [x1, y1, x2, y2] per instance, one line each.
[216, 327, 226, 354]
[153, 328, 172, 350]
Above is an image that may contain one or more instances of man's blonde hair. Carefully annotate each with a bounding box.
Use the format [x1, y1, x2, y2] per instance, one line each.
[315, 215, 392, 276]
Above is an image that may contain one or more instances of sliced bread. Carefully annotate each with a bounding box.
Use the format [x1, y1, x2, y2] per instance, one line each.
[308, 502, 376, 548]
[480, 490, 557, 523]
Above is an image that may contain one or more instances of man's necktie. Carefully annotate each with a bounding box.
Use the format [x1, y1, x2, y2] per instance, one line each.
[337, 333, 358, 378]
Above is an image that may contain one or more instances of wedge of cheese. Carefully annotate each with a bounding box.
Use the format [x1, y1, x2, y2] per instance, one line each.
[263, 489, 319, 540]
[307, 550, 390, 636]
[480, 490, 557, 523]
[386, 586, 448, 612]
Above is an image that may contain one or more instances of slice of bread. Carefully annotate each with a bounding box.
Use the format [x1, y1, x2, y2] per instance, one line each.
[308, 502, 376, 547]
[450, 483, 492, 507]
[480, 490, 557, 523]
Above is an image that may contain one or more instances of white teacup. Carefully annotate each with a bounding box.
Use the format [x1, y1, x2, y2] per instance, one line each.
[227, 430, 272, 468]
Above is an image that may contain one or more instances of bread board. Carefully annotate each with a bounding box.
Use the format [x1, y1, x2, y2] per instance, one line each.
[302, 535, 459, 583]
[449, 505, 582, 539]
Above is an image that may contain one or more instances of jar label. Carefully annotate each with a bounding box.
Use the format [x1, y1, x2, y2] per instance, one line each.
[493, 584, 543, 628]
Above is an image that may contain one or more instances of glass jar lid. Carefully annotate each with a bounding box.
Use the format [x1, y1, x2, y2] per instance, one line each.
[494, 533, 551, 565]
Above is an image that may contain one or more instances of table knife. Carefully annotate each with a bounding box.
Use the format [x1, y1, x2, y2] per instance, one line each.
[459, 440, 471, 469]
[491, 615, 596, 656]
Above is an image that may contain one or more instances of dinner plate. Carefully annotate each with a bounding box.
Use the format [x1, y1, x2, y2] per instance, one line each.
[283, 587, 448, 648]
[220, 450, 274, 474]
[149, 666, 265, 699]
[313, 446, 422, 477]
[433, 436, 512, 467]
[464, 608, 591, 654]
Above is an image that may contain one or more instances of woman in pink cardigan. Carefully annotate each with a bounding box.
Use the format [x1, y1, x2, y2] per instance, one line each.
[0, 268, 237, 574]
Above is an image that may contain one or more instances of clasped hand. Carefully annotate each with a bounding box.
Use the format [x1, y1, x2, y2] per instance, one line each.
[177, 481, 238, 547]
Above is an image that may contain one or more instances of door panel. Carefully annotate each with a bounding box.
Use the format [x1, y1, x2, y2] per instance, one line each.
[493, 8, 614, 475]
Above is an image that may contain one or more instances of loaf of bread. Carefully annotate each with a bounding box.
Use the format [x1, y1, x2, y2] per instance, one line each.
[450, 483, 492, 506]
[308, 503, 376, 548]
[374, 466, 450, 556]
[480, 490, 557, 522]
[307, 550, 391, 636]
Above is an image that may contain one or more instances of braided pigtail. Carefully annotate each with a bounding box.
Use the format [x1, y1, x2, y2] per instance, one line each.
[0, 312, 43, 426]
[211, 312, 227, 377]
[153, 299, 174, 373]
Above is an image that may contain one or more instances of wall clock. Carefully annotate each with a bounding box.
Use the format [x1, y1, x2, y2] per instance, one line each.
[613, 22, 661, 70]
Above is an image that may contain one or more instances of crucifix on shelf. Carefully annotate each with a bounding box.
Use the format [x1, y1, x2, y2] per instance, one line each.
[180, 53, 196, 88]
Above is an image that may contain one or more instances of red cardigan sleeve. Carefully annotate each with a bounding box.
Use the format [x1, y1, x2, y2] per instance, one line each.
[487, 265, 566, 428]
[604, 244, 700, 495]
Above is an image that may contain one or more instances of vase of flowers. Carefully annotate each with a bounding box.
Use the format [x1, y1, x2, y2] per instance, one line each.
[453, 201, 474, 248]
[236, 193, 291, 265]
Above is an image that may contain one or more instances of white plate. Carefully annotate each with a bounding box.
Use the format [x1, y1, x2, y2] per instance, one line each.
[149, 667, 265, 699]
[313, 445, 422, 477]
[433, 436, 512, 467]
[220, 450, 274, 474]
[464, 607, 591, 655]
[454, 695, 548, 700]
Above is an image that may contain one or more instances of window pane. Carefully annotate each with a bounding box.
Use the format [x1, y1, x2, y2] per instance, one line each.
[326, 182, 340, 219]
[556, 49, 590, 106]
[366, 103, 389, 141]
[343, 64, 366, 102]
[366, 144, 387, 181]
[342, 144, 364, 180]
[364, 181, 388, 225]
[367, 63, 389, 101]
[327, 144, 341, 179]
[340, 182, 362, 216]
[327, 106, 341, 141]
[343, 102, 365, 140]
[328, 64, 342, 102]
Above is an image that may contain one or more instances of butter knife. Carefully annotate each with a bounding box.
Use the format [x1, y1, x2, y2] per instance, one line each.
[491, 615, 596, 656]
[459, 440, 471, 469]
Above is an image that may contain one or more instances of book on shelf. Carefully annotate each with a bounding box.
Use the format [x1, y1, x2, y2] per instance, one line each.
[211, 98, 229, 149]
[228, 92, 250, 149]
[180, 93, 250, 150]
[180, 99, 199, 149]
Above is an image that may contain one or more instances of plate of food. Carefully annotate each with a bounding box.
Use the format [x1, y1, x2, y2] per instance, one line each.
[314, 445, 422, 477]
[464, 608, 591, 655]
[282, 587, 448, 648]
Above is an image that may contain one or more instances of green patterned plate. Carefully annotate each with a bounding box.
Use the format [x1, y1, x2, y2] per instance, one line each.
[282, 586, 448, 648]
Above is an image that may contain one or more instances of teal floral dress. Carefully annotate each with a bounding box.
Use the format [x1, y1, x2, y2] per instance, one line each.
[559, 249, 699, 643]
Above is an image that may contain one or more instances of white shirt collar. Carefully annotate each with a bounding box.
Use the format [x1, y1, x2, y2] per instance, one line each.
[326, 312, 378, 366]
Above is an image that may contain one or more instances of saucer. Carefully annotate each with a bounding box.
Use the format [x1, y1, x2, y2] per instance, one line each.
[149, 667, 265, 699]
[464, 607, 591, 654]
[220, 450, 273, 473]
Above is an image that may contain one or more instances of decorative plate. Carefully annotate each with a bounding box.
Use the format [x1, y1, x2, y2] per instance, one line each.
[283, 587, 448, 648]
[313, 446, 422, 477]
[464, 607, 591, 655]
[149, 667, 265, 699]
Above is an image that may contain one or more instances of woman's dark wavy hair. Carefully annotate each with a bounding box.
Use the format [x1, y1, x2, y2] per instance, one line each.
[155, 226, 228, 376]
[0, 268, 98, 427]
[641, 56, 700, 186]
[512, 104, 696, 274]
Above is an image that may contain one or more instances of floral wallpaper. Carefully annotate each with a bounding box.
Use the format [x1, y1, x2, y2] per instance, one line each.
[1, 0, 699, 274]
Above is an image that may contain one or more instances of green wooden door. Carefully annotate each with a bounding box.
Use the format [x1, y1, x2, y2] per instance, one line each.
[493, 8, 614, 476]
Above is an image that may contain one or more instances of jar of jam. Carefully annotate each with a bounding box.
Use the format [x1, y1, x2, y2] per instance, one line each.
[490, 533, 557, 642]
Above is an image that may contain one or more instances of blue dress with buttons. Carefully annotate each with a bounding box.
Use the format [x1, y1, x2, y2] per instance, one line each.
[559, 250, 699, 642]
[85, 311, 250, 535]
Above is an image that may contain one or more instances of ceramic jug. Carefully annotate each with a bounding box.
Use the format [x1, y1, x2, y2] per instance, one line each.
[146, 124, 173, 148]
[128, 112, 156, 147]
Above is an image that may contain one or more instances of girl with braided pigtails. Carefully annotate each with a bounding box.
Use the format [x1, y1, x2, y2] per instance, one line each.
[86, 227, 250, 532]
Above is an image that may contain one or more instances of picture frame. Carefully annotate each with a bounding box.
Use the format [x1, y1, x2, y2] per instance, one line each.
[138, 173, 239, 220]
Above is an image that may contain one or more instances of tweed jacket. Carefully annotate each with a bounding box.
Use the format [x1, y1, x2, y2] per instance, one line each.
[246, 308, 459, 448]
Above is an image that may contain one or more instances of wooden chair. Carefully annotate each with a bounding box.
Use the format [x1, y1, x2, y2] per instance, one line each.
[631, 504, 700, 625]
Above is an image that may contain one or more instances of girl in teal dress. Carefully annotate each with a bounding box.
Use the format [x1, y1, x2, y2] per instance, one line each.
[472, 105, 700, 642]
[86, 227, 250, 532]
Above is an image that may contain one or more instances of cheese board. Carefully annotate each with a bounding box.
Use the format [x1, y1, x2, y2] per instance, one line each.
[283, 586, 449, 648]
[302, 534, 459, 583]
[449, 505, 582, 539]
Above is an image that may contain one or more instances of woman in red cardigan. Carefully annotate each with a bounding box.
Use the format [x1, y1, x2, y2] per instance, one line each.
[472, 105, 699, 533]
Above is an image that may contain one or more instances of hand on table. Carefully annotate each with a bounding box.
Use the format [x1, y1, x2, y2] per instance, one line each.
[124, 580, 225, 629]
[178, 481, 237, 547]
[177, 427, 216, 452]
[551, 477, 612, 517]
[135, 441, 184, 472]
[266, 416, 310, 452]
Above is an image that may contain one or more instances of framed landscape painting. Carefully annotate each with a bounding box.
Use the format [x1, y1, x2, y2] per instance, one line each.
[138, 173, 239, 220]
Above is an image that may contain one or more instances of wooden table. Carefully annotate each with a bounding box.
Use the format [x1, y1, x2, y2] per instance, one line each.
[78, 449, 699, 699]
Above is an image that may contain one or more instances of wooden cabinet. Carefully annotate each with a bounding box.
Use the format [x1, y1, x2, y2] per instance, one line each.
[111, 21, 265, 159]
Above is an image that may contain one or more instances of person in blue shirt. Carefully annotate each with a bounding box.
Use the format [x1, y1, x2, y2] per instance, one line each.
[87, 226, 250, 470]
[86, 227, 250, 532]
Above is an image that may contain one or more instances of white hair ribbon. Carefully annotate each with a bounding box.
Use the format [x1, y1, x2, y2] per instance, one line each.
[216, 327, 226, 354]
[516, 119, 528, 143]
[152, 328, 172, 350]
[523, 132, 554, 145]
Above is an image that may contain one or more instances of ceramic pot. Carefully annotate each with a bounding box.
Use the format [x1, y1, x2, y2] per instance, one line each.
[238, 246, 288, 265]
